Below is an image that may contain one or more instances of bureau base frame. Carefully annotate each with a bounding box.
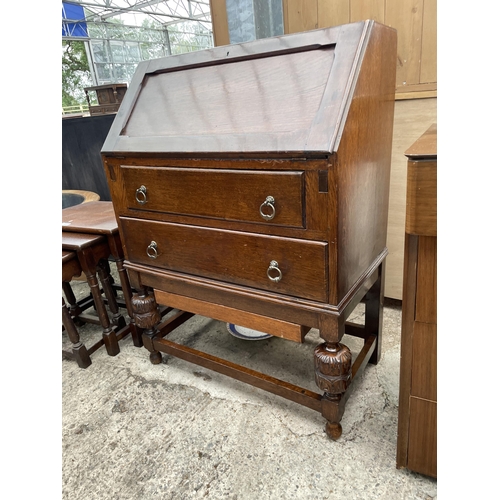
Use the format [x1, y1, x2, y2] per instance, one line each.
[130, 262, 385, 440]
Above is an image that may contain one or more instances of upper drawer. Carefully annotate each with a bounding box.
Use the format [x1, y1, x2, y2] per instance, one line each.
[121, 217, 328, 302]
[121, 166, 304, 228]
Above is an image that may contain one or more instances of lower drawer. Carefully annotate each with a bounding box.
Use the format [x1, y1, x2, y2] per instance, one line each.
[121, 217, 328, 302]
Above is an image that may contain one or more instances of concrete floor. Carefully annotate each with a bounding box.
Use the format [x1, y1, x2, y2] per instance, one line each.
[62, 279, 437, 500]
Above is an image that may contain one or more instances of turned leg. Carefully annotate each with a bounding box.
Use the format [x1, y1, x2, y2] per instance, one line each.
[96, 260, 126, 329]
[314, 341, 352, 440]
[131, 288, 162, 364]
[115, 257, 142, 347]
[62, 298, 91, 368]
[85, 269, 120, 356]
[62, 281, 85, 326]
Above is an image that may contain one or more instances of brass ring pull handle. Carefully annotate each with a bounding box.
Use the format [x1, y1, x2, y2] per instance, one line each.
[267, 260, 282, 282]
[135, 185, 148, 204]
[146, 241, 158, 259]
[259, 196, 276, 221]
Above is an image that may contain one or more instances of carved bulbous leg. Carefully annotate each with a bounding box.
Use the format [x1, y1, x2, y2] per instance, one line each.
[132, 289, 162, 364]
[314, 342, 352, 440]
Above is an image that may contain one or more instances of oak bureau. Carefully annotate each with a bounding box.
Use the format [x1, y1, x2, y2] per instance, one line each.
[101, 20, 397, 439]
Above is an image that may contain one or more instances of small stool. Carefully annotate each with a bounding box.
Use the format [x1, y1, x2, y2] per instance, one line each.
[62, 201, 141, 347]
[62, 232, 126, 357]
[62, 251, 92, 368]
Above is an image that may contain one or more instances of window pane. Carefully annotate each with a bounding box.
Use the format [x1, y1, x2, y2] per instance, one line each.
[91, 40, 107, 63]
[110, 41, 125, 63]
[95, 63, 111, 81]
[226, 0, 283, 43]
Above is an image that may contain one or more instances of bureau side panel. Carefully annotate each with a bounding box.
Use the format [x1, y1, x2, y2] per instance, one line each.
[333, 23, 397, 300]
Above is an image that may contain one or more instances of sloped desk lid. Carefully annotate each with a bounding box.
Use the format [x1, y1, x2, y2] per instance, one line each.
[102, 20, 375, 158]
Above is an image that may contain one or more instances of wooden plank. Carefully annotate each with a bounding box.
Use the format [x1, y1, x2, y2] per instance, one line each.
[209, 0, 230, 46]
[396, 233, 418, 469]
[385, 0, 424, 88]
[405, 161, 437, 236]
[317, 0, 349, 28]
[350, 0, 386, 23]
[154, 337, 323, 411]
[396, 82, 437, 94]
[395, 90, 437, 100]
[154, 289, 311, 343]
[284, 0, 318, 33]
[407, 397, 437, 477]
[420, 0, 437, 83]
[351, 334, 376, 378]
[411, 321, 437, 401]
[415, 236, 437, 323]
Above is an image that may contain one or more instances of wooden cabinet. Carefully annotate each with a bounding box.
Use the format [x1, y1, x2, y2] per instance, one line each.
[397, 124, 437, 477]
[102, 20, 397, 440]
[84, 83, 127, 116]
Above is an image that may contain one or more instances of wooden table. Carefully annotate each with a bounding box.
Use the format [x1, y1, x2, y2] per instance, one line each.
[397, 123, 437, 477]
[62, 201, 140, 346]
[62, 251, 92, 368]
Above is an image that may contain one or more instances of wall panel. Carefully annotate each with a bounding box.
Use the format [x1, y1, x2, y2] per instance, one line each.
[209, 0, 230, 46]
[350, 0, 385, 23]
[420, 0, 437, 83]
[284, 0, 318, 32]
[385, 0, 424, 89]
[317, 0, 349, 28]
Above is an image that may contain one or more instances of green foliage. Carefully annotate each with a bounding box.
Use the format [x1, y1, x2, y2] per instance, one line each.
[62, 40, 92, 107]
[61, 17, 212, 109]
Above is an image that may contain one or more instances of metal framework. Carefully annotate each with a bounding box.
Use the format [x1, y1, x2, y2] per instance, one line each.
[62, 1, 213, 86]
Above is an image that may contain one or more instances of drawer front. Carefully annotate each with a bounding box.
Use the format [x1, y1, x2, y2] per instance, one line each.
[121, 166, 305, 228]
[121, 217, 328, 302]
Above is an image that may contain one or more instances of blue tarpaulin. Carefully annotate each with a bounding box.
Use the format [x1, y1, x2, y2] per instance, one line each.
[62, 2, 88, 38]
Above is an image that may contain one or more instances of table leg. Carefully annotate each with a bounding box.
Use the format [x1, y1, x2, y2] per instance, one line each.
[62, 297, 91, 368]
[131, 288, 161, 364]
[365, 261, 385, 365]
[62, 281, 85, 326]
[97, 260, 126, 330]
[115, 256, 142, 347]
[83, 263, 120, 356]
[314, 341, 352, 440]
